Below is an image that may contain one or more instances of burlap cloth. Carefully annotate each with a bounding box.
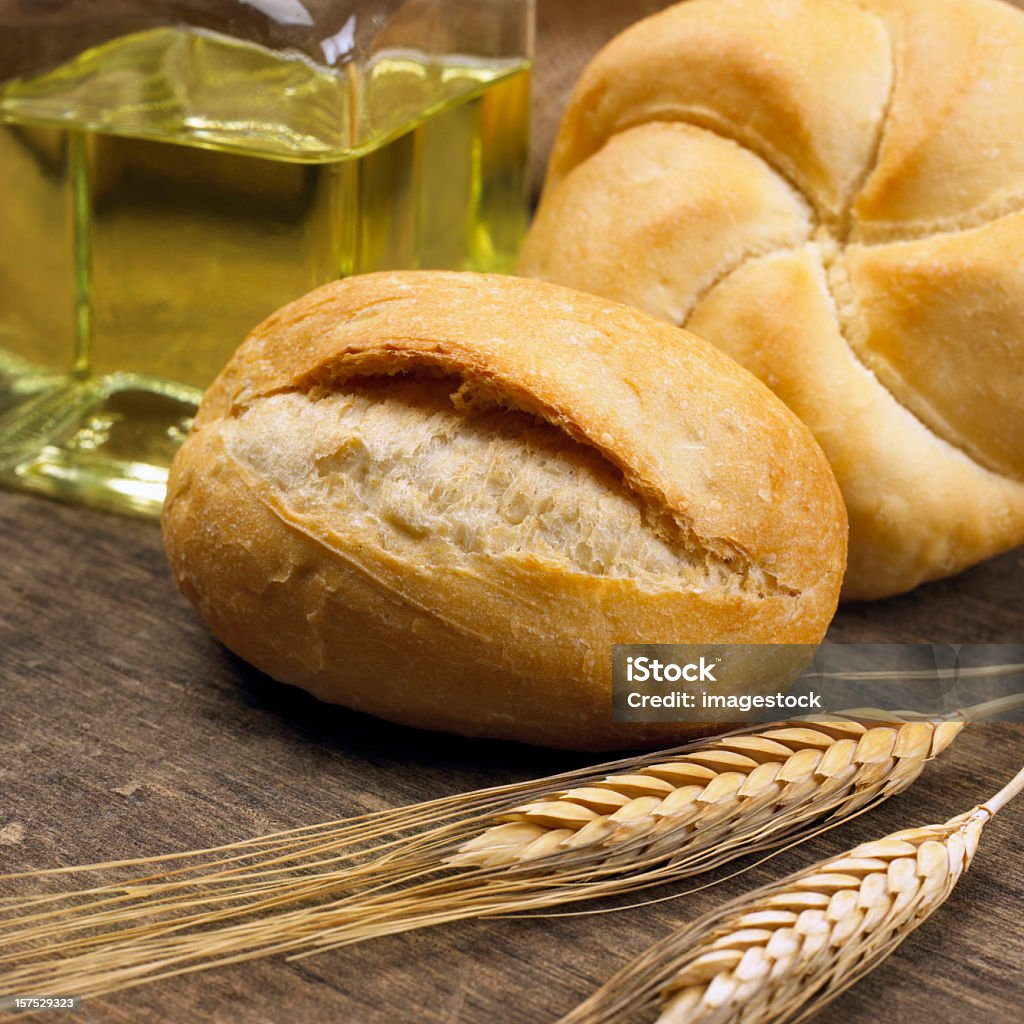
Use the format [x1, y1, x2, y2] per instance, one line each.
[532, 0, 675, 197]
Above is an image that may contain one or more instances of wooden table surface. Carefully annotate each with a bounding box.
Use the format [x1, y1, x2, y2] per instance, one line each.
[1, 489, 1022, 1024]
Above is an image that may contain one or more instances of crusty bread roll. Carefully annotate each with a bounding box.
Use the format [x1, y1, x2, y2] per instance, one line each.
[519, 0, 1024, 600]
[162, 271, 846, 750]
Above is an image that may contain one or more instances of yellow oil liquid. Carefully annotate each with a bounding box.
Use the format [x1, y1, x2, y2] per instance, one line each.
[0, 27, 530, 515]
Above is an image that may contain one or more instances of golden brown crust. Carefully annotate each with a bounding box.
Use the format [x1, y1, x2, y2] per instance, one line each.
[686, 246, 1024, 599]
[852, 0, 1024, 239]
[544, 0, 893, 224]
[842, 214, 1024, 481]
[164, 271, 846, 750]
[519, 122, 813, 325]
[199, 271, 844, 595]
[521, 0, 1024, 599]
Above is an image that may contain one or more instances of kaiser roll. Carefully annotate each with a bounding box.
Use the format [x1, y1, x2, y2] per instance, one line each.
[519, 0, 1024, 599]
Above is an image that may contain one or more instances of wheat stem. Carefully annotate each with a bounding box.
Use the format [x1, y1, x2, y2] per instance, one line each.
[980, 763, 1024, 815]
[0, 712, 964, 1000]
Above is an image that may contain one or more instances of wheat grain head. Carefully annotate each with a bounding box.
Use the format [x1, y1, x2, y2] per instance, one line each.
[559, 765, 1024, 1024]
[0, 716, 963, 1000]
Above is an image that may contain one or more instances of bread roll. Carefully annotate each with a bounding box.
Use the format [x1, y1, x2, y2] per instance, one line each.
[162, 271, 846, 750]
[519, 0, 1024, 599]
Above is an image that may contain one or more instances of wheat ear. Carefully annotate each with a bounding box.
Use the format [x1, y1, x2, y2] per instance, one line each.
[558, 764, 1024, 1024]
[0, 715, 960, 1000]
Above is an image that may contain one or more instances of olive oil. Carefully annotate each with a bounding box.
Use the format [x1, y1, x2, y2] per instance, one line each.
[0, 27, 530, 515]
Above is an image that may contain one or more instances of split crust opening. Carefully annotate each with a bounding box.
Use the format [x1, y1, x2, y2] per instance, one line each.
[225, 374, 776, 596]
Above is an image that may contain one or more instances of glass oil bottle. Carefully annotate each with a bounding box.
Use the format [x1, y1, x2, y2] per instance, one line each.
[0, 1, 533, 516]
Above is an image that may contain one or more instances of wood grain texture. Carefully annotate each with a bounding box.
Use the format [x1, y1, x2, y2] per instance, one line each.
[1, 488, 1022, 1024]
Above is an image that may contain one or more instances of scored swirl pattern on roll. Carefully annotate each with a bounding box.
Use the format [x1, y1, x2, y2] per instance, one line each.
[521, 0, 1024, 599]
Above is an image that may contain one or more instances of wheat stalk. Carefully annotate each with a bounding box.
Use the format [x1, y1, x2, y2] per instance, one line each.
[0, 713, 962, 1000]
[558, 764, 1024, 1024]
[446, 716, 960, 870]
